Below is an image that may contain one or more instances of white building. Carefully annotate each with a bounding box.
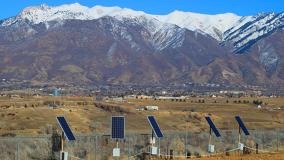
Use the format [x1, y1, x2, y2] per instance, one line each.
[145, 106, 159, 111]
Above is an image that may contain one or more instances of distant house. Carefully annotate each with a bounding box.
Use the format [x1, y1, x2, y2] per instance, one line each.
[95, 95, 104, 102]
[145, 106, 159, 111]
[161, 91, 167, 95]
[136, 95, 154, 99]
[53, 88, 60, 96]
[157, 96, 187, 100]
[136, 107, 145, 111]
[111, 97, 125, 102]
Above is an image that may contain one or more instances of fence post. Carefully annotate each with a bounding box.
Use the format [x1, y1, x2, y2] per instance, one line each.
[128, 136, 130, 160]
[16, 142, 19, 160]
[95, 135, 97, 160]
[277, 128, 279, 152]
[262, 130, 265, 150]
[185, 131, 187, 158]
[170, 149, 174, 159]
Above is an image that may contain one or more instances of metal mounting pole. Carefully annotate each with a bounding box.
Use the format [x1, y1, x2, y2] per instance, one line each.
[152, 130, 154, 144]
[151, 130, 154, 147]
[61, 131, 64, 152]
[116, 140, 119, 160]
[151, 130, 154, 156]
[238, 126, 241, 156]
[158, 138, 160, 157]
[128, 137, 130, 160]
[238, 126, 241, 145]
[209, 127, 212, 146]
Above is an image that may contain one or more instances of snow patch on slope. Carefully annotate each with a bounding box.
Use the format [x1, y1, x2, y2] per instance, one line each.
[223, 12, 284, 53]
[258, 41, 279, 76]
[134, 17, 186, 50]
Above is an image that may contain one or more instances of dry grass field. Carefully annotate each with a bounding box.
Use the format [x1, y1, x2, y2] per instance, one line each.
[0, 95, 283, 136]
[0, 95, 283, 160]
[148, 152, 284, 160]
[193, 152, 284, 160]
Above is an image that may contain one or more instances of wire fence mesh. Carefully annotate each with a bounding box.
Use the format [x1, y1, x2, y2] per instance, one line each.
[1, 128, 284, 160]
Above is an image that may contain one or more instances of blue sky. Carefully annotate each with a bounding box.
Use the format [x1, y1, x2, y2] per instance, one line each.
[1, 0, 284, 19]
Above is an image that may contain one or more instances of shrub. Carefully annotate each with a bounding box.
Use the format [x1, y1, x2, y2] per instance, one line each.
[1, 133, 16, 137]
[194, 151, 201, 158]
[253, 100, 263, 105]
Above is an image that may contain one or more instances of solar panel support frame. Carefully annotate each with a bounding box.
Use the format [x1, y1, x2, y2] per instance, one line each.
[235, 116, 250, 148]
[209, 127, 212, 145]
[56, 116, 76, 154]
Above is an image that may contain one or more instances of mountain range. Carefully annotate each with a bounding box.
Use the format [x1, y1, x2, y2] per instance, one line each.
[0, 3, 283, 86]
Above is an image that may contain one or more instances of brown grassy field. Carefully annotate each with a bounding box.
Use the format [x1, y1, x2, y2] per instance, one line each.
[193, 152, 284, 160]
[148, 152, 284, 160]
[0, 95, 283, 136]
[0, 95, 283, 160]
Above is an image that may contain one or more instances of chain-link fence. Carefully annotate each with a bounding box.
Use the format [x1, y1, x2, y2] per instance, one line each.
[0, 136, 52, 160]
[1, 128, 284, 160]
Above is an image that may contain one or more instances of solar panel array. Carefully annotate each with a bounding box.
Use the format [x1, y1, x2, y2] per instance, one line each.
[55, 115, 249, 143]
[205, 116, 221, 137]
[235, 116, 250, 135]
[147, 116, 164, 138]
[56, 116, 76, 141]
[111, 116, 125, 139]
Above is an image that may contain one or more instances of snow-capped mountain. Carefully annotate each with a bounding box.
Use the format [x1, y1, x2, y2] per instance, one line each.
[1, 3, 241, 40]
[2, 3, 284, 50]
[0, 3, 194, 51]
[0, 3, 149, 29]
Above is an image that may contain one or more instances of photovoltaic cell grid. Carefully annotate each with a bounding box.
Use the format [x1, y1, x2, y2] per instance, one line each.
[205, 116, 221, 137]
[235, 116, 250, 135]
[111, 116, 125, 139]
[147, 116, 164, 138]
[56, 116, 76, 141]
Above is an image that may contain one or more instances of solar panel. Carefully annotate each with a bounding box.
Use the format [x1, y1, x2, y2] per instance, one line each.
[205, 116, 221, 137]
[235, 116, 250, 136]
[147, 116, 164, 138]
[56, 116, 76, 141]
[111, 116, 125, 139]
